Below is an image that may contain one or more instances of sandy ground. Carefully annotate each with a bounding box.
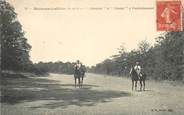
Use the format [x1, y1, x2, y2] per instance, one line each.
[1, 73, 184, 115]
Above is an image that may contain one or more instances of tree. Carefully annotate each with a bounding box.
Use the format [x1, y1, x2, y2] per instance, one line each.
[138, 40, 151, 55]
[156, 31, 184, 80]
[0, 1, 32, 71]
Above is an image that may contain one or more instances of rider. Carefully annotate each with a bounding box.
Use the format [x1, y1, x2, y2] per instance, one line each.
[74, 60, 87, 75]
[75, 60, 82, 72]
[134, 61, 142, 79]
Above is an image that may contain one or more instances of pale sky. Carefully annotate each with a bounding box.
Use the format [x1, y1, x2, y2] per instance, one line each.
[8, 0, 179, 66]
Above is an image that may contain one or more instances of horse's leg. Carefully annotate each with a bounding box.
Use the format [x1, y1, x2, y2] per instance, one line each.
[81, 76, 83, 87]
[140, 80, 142, 91]
[82, 76, 84, 84]
[135, 81, 137, 91]
[75, 77, 76, 88]
[80, 77, 82, 88]
[132, 80, 134, 91]
[143, 80, 145, 91]
[77, 78, 79, 88]
[78, 77, 80, 88]
[83, 74, 84, 84]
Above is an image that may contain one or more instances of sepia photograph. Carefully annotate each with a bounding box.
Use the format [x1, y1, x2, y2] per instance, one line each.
[0, 0, 184, 115]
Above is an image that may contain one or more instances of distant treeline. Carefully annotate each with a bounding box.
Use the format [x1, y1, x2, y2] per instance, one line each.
[34, 62, 75, 75]
[33, 61, 91, 75]
[90, 30, 184, 80]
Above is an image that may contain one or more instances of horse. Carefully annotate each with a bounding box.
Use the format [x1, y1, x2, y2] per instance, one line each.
[139, 72, 146, 91]
[80, 65, 86, 85]
[74, 69, 82, 88]
[130, 67, 146, 91]
[80, 69, 85, 85]
[74, 64, 86, 88]
[130, 67, 139, 91]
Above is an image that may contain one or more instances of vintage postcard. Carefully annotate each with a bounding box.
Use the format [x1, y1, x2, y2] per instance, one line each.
[1, 0, 184, 115]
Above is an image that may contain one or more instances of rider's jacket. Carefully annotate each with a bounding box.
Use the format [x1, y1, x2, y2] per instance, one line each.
[134, 65, 141, 75]
[75, 63, 81, 70]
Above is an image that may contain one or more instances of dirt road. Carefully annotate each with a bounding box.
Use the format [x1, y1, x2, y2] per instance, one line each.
[1, 73, 184, 115]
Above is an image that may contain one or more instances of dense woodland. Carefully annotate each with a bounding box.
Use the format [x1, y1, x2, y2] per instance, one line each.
[90, 14, 184, 80]
[1, 1, 184, 80]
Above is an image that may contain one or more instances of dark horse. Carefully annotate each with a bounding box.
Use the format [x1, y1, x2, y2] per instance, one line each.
[74, 67, 86, 88]
[130, 67, 146, 91]
[74, 69, 81, 88]
[139, 72, 146, 91]
[80, 68, 85, 85]
[130, 67, 139, 90]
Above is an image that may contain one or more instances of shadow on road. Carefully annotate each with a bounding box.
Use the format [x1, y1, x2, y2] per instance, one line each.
[1, 74, 131, 109]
